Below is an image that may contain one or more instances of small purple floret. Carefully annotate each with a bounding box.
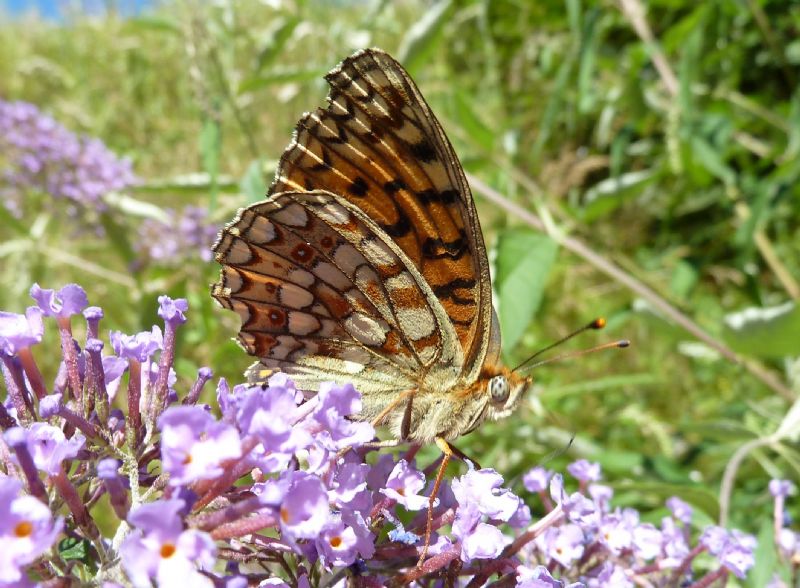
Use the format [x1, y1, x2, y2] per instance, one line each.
[157, 296, 188, 326]
[30, 284, 88, 319]
[0, 307, 44, 355]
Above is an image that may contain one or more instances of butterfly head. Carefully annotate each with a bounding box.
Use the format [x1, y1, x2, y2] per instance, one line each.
[482, 367, 532, 422]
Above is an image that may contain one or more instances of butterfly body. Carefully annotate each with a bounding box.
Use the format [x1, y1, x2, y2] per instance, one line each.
[213, 49, 532, 445]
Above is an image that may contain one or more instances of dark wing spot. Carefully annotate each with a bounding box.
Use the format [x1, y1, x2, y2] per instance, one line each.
[432, 277, 476, 305]
[381, 210, 412, 238]
[310, 147, 333, 171]
[348, 176, 369, 197]
[417, 188, 459, 204]
[384, 179, 407, 194]
[410, 138, 437, 162]
[421, 231, 468, 259]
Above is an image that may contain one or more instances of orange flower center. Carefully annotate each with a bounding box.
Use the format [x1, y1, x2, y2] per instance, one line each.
[160, 543, 177, 558]
[14, 521, 33, 538]
[329, 536, 342, 548]
[280, 507, 289, 524]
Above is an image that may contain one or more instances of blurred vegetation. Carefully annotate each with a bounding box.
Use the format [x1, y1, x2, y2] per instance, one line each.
[1, 0, 798, 578]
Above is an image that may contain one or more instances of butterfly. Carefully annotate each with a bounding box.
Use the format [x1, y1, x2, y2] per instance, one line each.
[212, 48, 532, 450]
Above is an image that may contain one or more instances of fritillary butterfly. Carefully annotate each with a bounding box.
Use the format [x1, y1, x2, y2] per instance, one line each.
[212, 48, 531, 445]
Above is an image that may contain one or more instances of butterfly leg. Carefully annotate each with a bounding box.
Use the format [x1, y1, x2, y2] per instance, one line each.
[400, 391, 415, 440]
[417, 436, 453, 566]
[448, 443, 481, 471]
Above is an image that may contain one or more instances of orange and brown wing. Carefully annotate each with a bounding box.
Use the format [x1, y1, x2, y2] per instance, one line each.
[212, 190, 463, 393]
[270, 48, 494, 382]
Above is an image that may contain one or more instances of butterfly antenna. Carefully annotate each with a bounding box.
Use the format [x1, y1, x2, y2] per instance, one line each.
[518, 339, 630, 373]
[539, 434, 575, 466]
[512, 317, 608, 373]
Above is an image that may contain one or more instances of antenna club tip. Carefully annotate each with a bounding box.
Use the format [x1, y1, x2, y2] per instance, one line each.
[591, 317, 606, 329]
[617, 339, 631, 348]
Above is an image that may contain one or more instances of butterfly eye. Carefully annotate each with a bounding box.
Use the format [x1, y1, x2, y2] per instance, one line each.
[489, 376, 510, 404]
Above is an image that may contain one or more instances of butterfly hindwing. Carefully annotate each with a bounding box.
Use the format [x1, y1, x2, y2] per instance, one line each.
[213, 190, 464, 394]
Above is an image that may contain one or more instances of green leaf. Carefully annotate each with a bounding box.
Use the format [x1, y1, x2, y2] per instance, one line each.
[99, 212, 136, 268]
[593, 450, 643, 476]
[495, 229, 559, 354]
[240, 159, 267, 203]
[747, 519, 777, 588]
[576, 8, 599, 114]
[397, 0, 453, 73]
[669, 260, 698, 300]
[580, 168, 658, 221]
[0, 199, 29, 236]
[690, 136, 736, 187]
[532, 53, 574, 160]
[59, 536, 92, 564]
[238, 68, 324, 94]
[103, 192, 172, 223]
[775, 395, 800, 442]
[200, 118, 221, 208]
[542, 373, 663, 400]
[254, 16, 300, 72]
[723, 301, 800, 358]
[677, 15, 705, 120]
[452, 91, 494, 152]
[565, 0, 581, 38]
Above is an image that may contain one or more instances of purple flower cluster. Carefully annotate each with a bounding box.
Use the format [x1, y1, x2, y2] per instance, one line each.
[0, 283, 784, 587]
[135, 205, 219, 265]
[0, 99, 137, 217]
[516, 462, 757, 586]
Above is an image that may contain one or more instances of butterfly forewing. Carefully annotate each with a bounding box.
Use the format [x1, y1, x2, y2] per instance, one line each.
[269, 49, 495, 383]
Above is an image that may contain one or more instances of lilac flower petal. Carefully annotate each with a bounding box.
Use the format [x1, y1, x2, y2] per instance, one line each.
[279, 472, 330, 540]
[380, 460, 429, 511]
[158, 296, 189, 326]
[769, 479, 795, 498]
[588, 483, 613, 508]
[38, 393, 62, 418]
[0, 476, 64, 584]
[158, 405, 242, 485]
[700, 525, 730, 555]
[567, 459, 601, 482]
[522, 466, 550, 493]
[461, 522, 508, 561]
[22, 423, 85, 475]
[316, 517, 360, 568]
[534, 525, 584, 567]
[666, 496, 693, 523]
[452, 468, 520, 522]
[719, 542, 755, 578]
[633, 523, 662, 560]
[30, 284, 88, 319]
[516, 565, 562, 588]
[0, 307, 44, 355]
[110, 326, 163, 362]
[121, 500, 215, 587]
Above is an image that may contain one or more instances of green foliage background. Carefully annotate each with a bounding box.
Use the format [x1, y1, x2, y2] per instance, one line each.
[2, 0, 798, 579]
